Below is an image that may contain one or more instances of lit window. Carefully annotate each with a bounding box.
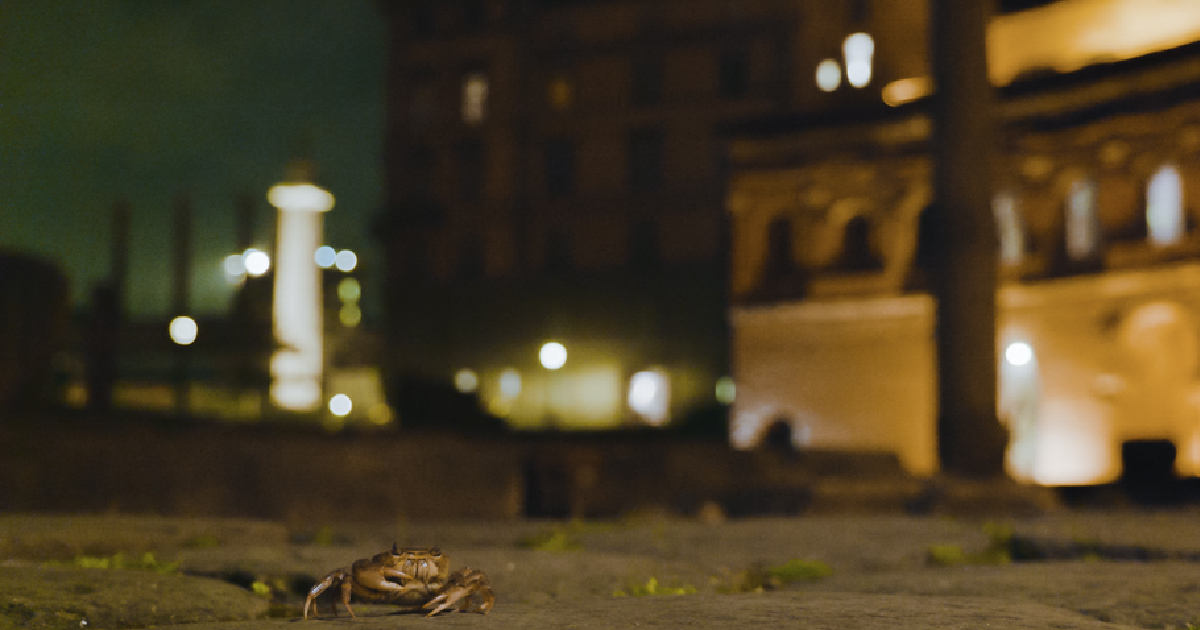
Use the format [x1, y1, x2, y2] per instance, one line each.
[993, 190, 1025, 265]
[1065, 178, 1100, 260]
[1147, 163, 1185, 247]
[816, 59, 841, 92]
[842, 32, 874, 88]
[461, 72, 488, 124]
[547, 77, 572, 110]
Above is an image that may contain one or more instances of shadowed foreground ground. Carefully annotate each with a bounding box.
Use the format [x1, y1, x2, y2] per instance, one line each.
[3, 512, 1200, 629]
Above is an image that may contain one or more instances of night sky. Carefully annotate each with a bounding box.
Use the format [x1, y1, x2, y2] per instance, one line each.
[2, 1, 386, 318]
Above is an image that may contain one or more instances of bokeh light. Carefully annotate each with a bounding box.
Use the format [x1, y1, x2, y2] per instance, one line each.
[1005, 341, 1033, 367]
[315, 246, 337, 268]
[337, 277, 361, 302]
[539, 342, 567, 370]
[334, 249, 357, 272]
[329, 393, 352, 417]
[628, 369, 669, 425]
[455, 368, 479, 393]
[843, 32, 874, 88]
[168, 316, 198, 345]
[816, 58, 841, 92]
[715, 376, 737, 405]
[499, 369, 522, 398]
[243, 248, 271, 276]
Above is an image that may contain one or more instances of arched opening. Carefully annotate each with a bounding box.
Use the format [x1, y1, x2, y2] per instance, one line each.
[1146, 163, 1185, 247]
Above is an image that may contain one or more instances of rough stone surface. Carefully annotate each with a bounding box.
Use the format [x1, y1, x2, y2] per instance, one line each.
[3, 512, 1200, 629]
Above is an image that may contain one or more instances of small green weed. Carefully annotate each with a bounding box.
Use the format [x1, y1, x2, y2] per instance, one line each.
[712, 559, 832, 593]
[518, 528, 582, 551]
[613, 577, 697, 597]
[47, 551, 180, 574]
[928, 521, 1015, 566]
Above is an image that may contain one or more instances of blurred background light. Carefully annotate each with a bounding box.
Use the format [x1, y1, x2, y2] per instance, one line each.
[339, 303, 362, 327]
[315, 245, 337, 268]
[1005, 341, 1033, 367]
[499, 369, 522, 399]
[539, 341, 567, 370]
[243, 248, 270, 276]
[454, 368, 479, 393]
[168, 315, 198, 345]
[628, 369, 669, 425]
[223, 254, 246, 284]
[334, 249, 357, 272]
[815, 58, 841, 92]
[337, 277, 361, 302]
[843, 32, 874, 88]
[715, 376, 737, 405]
[329, 393, 352, 417]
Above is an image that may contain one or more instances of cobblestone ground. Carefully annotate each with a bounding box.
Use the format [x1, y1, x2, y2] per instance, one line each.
[3, 512, 1199, 630]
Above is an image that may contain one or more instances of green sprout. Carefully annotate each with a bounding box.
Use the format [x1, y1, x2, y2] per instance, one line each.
[613, 577, 697, 597]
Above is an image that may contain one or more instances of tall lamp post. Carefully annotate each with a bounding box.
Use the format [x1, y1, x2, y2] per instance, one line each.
[267, 167, 334, 412]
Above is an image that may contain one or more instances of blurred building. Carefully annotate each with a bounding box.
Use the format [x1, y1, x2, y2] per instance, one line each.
[726, 0, 1200, 482]
[374, 0, 922, 430]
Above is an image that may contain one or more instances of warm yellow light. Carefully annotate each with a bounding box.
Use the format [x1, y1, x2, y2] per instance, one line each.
[243, 248, 270, 276]
[339, 303, 362, 327]
[881, 76, 932, 107]
[455, 369, 479, 393]
[267, 183, 334, 213]
[329, 393, 352, 417]
[337, 277, 361, 303]
[539, 342, 567, 370]
[461, 72, 488, 124]
[816, 59, 842, 92]
[1005, 341, 1033, 367]
[169, 316, 198, 345]
[335, 249, 357, 272]
[843, 32, 874, 88]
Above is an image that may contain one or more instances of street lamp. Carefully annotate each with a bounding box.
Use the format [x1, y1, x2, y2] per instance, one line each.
[267, 175, 334, 411]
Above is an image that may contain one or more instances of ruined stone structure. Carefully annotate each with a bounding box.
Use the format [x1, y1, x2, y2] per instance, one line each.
[727, 39, 1200, 483]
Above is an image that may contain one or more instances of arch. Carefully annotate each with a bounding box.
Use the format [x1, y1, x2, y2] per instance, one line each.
[1146, 163, 1185, 247]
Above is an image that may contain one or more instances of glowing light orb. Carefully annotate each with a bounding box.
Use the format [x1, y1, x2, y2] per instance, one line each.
[339, 303, 362, 327]
[539, 342, 567, 370]
[455, 369, 479, 393]
[715, 376, 737, 405]
[329, 393, 352, 417]
[335, 249, 358, 272]
[628, 369, 669, 425]
[315, 246, 337, 268]
[1005, 341, 1033, 367]
[243, 248, 271, 276]
[499, 369, 522, 398]
[223, 254, 246, 282]
[169, 316, 198, 345]
[337, 277, 361, 302]
[816, 59, 842, 92]
[843, 32, 874, 88]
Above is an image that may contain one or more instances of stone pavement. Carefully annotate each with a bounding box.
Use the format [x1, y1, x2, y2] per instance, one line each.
[3, 511, 1200, 629]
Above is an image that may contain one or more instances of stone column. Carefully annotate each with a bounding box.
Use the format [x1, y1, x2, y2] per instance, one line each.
[929, 0, 1008, 477]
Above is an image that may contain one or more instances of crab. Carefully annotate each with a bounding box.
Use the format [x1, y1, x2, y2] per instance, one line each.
[303, 544, 494, 619]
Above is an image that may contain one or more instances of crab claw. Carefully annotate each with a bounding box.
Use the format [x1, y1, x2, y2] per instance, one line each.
[423, 568, 493, 617]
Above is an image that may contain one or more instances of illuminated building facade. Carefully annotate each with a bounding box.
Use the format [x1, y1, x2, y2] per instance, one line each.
[375, 0, 908, 429]
[727, 1, 1200, 483]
